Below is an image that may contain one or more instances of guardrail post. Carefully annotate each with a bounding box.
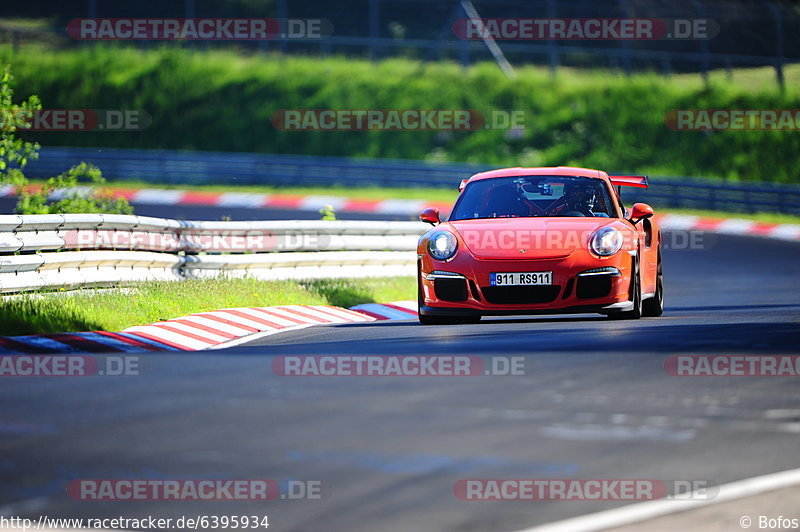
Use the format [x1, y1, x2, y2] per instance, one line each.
[369, 0, 381, 60]
[618, 0, 633, 76]
[278, 0, 288, 54]
[690, 0, 710, 84]
[547, 0, 559, 76]
[764, 1, 785, 91]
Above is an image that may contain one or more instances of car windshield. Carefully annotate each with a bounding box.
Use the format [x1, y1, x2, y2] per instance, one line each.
[449, 175, 617, 221]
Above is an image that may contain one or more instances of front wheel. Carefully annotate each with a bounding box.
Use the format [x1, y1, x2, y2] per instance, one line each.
[609, 261, 642, 320]
[642, 254, 664, 317]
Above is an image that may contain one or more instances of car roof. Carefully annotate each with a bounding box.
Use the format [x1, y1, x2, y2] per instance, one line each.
[467, 166, 608, 183]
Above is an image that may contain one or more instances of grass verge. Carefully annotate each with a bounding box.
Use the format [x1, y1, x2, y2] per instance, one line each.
[4, 45, 800, 182]
[0, 276, 416, 335]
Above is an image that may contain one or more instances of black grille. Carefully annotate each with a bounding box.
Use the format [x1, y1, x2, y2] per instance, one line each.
[481, 285, 561, 304]
[434, 278, 469, 302]
[576, 275, 613, 299]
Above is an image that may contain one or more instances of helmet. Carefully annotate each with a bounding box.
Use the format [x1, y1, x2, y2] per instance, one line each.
[563, 181, 594, 204]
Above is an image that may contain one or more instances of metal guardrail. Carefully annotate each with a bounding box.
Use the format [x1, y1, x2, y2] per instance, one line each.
[0, 214, 428, 293]
[20, 147, 800, 216]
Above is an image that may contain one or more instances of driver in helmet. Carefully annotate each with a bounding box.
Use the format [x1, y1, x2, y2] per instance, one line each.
[555, 181, 602, 217]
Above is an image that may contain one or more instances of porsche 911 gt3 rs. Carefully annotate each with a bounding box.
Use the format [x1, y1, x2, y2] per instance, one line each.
[417, 166, 664, 324]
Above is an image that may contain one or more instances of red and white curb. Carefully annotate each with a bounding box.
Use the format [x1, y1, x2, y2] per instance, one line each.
[0, 302, 418, 355]
[4, 185, 798, 240]
[655, 213, 800, 241]
[3, 186, 798, 240]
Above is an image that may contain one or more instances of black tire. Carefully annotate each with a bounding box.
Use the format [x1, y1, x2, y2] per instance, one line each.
[609, 260, 642, 320]
[642, 253, 664, 317]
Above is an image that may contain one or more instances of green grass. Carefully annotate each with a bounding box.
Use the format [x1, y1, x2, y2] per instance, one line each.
[2, 45, 800, 183]
[0, 276, 416, 335]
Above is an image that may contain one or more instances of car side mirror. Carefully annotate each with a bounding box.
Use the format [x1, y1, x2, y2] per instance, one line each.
[629, 202, 654, 225]
[420, 207, 440, 226]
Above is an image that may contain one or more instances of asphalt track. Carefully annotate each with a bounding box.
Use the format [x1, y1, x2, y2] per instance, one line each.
[1, 226, 799, 530]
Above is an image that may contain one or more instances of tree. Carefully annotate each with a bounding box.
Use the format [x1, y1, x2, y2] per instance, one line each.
[0, 64, 132, 215]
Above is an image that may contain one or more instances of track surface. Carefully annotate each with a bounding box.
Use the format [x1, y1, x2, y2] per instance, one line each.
[1, 234, 799, 531]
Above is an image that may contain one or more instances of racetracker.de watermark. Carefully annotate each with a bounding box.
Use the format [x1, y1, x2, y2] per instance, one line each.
[1, 109, 150, 132]
[63, 229, 328, 253]
[665, 355, 800, 377]
[453, 479, 718, 500]
[458, 229, 711, 252]
[271, 355, 526, 376]
[270, 109, 525, 131]
[66, 479, 321, 501]
[452, 18, 718, 40]
[665, 109, 800, 131]
[0, 355, 139, 377]
[67, 18, 332, 40]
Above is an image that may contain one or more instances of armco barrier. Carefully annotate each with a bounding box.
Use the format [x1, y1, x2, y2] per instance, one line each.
[0, 214, 428, 293]
[18, 147, 800, 216]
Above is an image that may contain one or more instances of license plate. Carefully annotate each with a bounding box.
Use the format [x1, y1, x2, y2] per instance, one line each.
[490, 272, 553, 286]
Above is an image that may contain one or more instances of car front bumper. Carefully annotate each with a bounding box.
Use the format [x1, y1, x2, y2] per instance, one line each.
[418, 251, 636, 316]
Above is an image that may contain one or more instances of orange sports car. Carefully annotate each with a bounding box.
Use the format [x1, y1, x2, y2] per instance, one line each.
[417, 166, 664, 324]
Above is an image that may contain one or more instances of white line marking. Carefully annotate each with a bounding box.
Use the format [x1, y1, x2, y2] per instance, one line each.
[517, 467, 800, 532]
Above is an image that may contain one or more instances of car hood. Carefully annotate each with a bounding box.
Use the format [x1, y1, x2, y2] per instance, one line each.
[448, 217, 622, 259]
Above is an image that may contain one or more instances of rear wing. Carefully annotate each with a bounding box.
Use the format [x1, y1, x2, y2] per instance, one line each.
[609, 175, 648, 203]
[609, 175, 648, 189]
